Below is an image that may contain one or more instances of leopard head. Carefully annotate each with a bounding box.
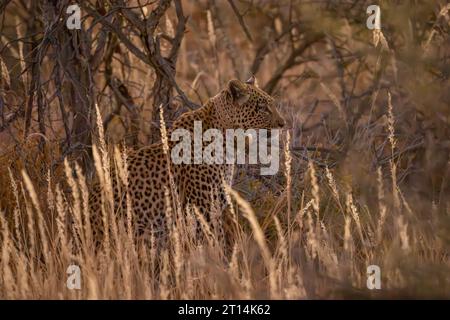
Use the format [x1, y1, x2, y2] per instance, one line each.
[212, 77, 285, 130]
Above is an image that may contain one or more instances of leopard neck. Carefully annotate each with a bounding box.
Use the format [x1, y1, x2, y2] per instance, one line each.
[168, 91, 231, 135]
[203, 91, 232, 130]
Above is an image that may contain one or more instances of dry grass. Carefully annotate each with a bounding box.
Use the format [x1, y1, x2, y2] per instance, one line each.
[0, 102, 448, 299]
[0, 1, 449, 299]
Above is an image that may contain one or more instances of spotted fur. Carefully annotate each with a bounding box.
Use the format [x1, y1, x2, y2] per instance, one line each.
[88, 78, 285, 248]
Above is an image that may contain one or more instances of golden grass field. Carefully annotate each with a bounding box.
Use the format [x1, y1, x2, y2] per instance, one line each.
[0, 1, 449, 299]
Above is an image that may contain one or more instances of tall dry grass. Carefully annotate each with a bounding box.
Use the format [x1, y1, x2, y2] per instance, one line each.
[0, 99, 448, 299]
[0, 1, 449, 300]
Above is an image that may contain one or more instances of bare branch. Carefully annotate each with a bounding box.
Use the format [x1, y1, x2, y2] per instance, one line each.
[227, 0, 253, 43]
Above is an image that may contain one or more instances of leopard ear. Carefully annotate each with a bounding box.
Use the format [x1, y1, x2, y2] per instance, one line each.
[245, 76, 255, 85]
[245, 75, 260, 87]
[227, 79, 249, 105]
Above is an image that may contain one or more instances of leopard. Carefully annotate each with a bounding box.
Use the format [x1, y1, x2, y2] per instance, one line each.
[88, 77, 285, 250]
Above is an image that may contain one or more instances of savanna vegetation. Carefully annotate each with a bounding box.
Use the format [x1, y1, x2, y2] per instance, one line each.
[0, 0, 449, 299]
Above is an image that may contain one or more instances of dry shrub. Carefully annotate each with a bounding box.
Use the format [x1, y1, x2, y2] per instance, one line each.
[0, 0, 449, 299]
